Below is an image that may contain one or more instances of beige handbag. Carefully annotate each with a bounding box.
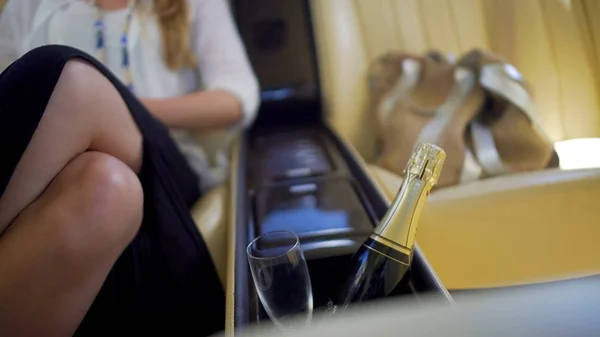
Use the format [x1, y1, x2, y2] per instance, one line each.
[371, 50, 555, 187]
[458, 50, 555, 176]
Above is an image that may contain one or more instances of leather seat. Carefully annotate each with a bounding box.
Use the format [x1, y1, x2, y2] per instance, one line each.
[370, 165, 600, 289]
[197, 0, 600, 292]
[310, 0, 600, 158]
[309, 0, 600, 289]
[191, 185, 228, 287]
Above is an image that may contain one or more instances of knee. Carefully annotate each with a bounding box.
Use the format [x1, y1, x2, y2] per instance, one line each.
[48, 152, 143, 260]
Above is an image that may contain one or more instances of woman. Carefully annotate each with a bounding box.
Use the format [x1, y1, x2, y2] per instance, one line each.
[1, 0, 259, 189]
[0, 0, 258, 336]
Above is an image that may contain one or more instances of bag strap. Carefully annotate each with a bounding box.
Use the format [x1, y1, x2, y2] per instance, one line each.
[376, 57, 484, 184]
[480, 63, 544, 129]
[416, 67, 482, 183]
[377, 59, 421, 124]
[471, 63, 551, 176]
[460, 148, 483, 183]
[470, 121, 512, 175]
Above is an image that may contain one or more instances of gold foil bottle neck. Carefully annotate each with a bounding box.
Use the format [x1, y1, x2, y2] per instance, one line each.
[404, 143, 446, 184]
[372, 143, 446, 253]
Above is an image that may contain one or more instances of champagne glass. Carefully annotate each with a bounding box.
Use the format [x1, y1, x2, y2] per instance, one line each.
[247, 231, 313, 330]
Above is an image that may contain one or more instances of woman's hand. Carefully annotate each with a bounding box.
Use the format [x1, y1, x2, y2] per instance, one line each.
[138, 0, 260, 131]
[139, 90, 244, 130]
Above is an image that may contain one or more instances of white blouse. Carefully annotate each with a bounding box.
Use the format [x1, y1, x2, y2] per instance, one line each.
[0, 0, 260, 190]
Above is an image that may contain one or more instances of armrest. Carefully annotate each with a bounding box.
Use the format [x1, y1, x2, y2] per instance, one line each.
[369, 165, 600, 290]
[191, 185, 228, 287]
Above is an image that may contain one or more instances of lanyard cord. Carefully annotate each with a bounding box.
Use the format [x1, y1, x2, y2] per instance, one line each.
[93, 0, 135, 92]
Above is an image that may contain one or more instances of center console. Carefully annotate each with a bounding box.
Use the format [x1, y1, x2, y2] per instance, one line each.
[226, 0, 453, 333]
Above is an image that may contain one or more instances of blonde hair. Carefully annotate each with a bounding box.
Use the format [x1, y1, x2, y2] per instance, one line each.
[152, 0, 196, 70]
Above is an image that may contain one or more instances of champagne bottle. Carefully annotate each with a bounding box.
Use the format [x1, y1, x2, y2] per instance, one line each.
[338, 143, 446, 307]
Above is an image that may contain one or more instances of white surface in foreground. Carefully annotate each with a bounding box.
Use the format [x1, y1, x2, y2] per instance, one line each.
[218, 277, 600, 337]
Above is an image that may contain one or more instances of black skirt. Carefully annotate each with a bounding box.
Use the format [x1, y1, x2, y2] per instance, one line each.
[0, 46, 225, 336]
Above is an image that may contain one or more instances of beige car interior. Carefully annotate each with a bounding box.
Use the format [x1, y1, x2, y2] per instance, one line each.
[193, 0, 600, 298]
[309, 0, 600, 289]
[2, 0, 600, 333]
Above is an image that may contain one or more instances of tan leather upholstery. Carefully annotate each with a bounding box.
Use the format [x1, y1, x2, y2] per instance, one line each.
[188, 142, 236, 335]
[311, 0, 600, 161]
[224, 141, 240, 336]
[310, 0, 375, 160]
[370, 164, 600, 290]
[215, 1, 600, 331]
[191, 185, 228, 287]
[311, 0, 600, 291]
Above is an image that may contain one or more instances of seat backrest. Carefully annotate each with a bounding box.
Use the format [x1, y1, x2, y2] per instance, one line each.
[310, 0, 600, 161]
[370, 164, 600, 289]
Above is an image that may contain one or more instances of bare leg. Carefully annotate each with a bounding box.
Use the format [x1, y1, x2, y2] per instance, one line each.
[0, 60, 144, 336]
[0, 60, 142, 232]
[0, 152, 142, 336]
